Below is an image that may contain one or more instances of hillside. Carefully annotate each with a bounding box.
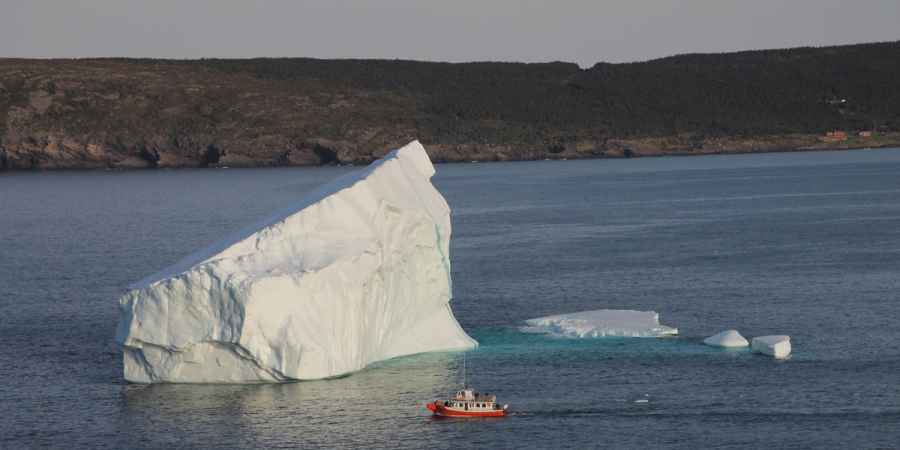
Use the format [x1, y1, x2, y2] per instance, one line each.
[2, 41, 899, 169]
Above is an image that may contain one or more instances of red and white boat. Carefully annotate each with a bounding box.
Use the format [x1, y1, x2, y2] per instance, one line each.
[426, 388, 509, 417]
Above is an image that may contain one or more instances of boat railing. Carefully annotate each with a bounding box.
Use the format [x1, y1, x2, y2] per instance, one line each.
[450, 394, 497, 402]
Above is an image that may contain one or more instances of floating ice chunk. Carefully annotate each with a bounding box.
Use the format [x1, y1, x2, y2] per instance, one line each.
[522, 309, 678, 338]
[751, 335, 792, 359]
[115, 140, 477, 383]
[703, 330, 750, 348]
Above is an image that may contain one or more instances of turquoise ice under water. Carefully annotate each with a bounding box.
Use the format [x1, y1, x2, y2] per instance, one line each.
[2, 148, 900, 448]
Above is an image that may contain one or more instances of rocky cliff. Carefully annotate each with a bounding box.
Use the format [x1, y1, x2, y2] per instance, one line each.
[2, 41, 899, 170]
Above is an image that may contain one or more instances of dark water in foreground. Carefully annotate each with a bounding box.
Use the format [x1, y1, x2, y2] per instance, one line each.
[2, 149, 900, 449]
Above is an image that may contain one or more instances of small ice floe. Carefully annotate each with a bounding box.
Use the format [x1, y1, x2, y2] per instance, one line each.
[703, 330, 749, 348]
[522, 309, 678, 338]
[751, 335, 791, 359]
[633, 394, 650, 403]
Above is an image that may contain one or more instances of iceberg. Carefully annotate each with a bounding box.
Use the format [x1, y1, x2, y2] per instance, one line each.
[115, 140, 477, 383]
[522, 309, 678, 338]
[703, 330, 749, 348]
[751, 335, 791, 359]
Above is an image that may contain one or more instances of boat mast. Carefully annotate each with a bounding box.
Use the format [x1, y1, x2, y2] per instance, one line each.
[463, 351, 467, 389]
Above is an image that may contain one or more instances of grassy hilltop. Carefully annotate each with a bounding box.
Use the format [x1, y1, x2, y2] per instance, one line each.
[2, 41, 899, 169]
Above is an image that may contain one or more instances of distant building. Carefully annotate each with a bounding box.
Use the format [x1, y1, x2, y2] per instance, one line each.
[822, 130, 848, 142]
[859, 130, 873, 137]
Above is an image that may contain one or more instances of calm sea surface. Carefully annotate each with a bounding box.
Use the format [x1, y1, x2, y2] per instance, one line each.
[2, 149, 900, 449]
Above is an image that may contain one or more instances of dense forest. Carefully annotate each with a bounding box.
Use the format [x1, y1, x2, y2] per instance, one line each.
[2, 41, 899, 169]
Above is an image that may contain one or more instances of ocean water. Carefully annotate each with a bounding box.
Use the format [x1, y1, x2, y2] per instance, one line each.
[2, 148, 900, 449]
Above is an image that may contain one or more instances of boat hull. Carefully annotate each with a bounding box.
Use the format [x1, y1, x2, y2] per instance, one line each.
[426, 402, 507, 417]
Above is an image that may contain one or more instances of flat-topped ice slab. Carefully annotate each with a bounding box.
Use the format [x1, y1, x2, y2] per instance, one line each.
[522, 309, 678, 338]
[751, 335, 791, 359]
[703, 329, 749, 348]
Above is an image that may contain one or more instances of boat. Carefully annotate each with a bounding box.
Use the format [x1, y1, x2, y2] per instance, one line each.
[425, 352, 509, 417]
[426, 388, 509, 417]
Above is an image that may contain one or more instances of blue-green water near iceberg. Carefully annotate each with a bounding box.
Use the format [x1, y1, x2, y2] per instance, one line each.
[2, 149, 900, 448]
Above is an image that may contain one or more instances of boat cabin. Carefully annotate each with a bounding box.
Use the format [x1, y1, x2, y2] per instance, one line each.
[427, 387, 508, 417]
[439, 388, 501, 411]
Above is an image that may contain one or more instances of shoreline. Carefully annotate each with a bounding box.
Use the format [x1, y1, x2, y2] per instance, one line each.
[2, 137, 898, 172]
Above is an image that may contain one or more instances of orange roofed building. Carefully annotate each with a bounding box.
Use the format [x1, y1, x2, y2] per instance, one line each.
[822, 130, 848, 142]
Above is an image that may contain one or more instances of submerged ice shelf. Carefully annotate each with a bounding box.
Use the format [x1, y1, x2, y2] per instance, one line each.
[115, 140, 477, 383]
[522, 309, 678, 338]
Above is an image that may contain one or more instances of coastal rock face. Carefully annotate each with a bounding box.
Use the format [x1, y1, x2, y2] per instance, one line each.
[4, 43, 900, 170]
[115, 140, 476, 383]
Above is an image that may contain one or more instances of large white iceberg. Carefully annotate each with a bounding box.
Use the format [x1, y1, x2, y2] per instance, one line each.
[522, 309, 678, 338]
[115, 140, 477, 383]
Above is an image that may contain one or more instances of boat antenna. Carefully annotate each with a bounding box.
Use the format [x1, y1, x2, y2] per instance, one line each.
[463, 351, 467, 389]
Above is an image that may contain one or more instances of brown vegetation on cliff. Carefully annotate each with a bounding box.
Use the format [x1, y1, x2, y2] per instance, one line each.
[2, 41, 899, 170]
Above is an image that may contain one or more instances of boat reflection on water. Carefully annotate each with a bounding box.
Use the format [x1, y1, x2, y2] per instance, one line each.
[119, 352, 462, 448]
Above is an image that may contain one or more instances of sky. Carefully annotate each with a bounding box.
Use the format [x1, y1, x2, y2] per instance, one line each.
[2, 0, 899, 67]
